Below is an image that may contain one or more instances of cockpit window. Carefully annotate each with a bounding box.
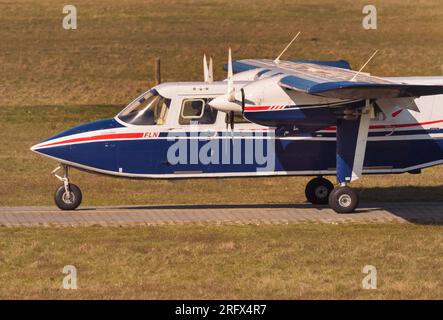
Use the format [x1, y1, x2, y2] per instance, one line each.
[117, 90, 170, 125]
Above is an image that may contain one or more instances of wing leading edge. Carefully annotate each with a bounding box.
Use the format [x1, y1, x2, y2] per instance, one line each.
[280, 76, 443, 99]
[230, 58, 443, 100]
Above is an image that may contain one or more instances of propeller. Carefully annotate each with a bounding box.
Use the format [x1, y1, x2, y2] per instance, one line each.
[227, 48, 235, 133]
[208, 47, 243, 134]
[227, 47, 234, 101]
[208, 55, 213, 83]
[240, 88, 245, 114]
[229, 111, 234, 131]
[203, 54, 208, 82]
[203, 53, 213, 83]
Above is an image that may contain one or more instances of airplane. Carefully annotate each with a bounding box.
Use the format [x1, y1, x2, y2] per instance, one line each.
[31, 37, 443, 213]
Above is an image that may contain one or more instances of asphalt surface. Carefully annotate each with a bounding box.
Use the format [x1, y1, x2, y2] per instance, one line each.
[0, 202, 442, 227]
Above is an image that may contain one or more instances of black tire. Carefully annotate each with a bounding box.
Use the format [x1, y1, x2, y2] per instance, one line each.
[305, 177, 334, 204]
[328, 186, 359, 213]
[54, 184, 82, 210]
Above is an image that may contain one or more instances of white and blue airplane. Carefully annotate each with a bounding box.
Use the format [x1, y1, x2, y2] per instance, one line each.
[31, 40, 443, 213]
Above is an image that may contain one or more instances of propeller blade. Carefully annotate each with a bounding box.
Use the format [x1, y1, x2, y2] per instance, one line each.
[240, 88, 245, 114]
[227, 47, 235, 101]
[229, 111, 234, 131]
[208, 56, 213, 83]
[203, 54, 209, 82]
[225, 113, 228, 132]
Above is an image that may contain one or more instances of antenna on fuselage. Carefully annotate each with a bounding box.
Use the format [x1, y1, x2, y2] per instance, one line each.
[274, 31, 301, 64]
[350, 49, 379, 81]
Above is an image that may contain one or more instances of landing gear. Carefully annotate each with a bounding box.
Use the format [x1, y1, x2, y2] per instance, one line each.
[52, 165, 82, 210]
[305, 177, 334, 205]
[328, 185, 359, 214]
[54, 184, 82, 210]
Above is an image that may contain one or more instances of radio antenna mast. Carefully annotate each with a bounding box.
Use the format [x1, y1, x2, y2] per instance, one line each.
[351, 49, 379, 81]
[274, 32, 301, 64]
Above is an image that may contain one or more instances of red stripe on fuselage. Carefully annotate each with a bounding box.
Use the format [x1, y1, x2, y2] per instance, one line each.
[39, 132, 144, 148]
[38, 118, 443, 148]
[244, 106, 272, 111]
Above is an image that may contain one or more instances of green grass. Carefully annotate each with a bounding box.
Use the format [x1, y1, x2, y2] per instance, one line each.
[0, 223, 443, 299]
[1, 0, 443, 108]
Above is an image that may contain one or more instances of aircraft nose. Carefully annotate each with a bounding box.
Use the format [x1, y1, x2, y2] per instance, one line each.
[30, 118, 124, 155]
[30, 136, 63, 155]
[30, 118, 123, 173]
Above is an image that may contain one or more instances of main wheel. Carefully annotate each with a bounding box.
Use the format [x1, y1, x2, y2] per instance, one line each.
[305, 177, 334, 205]
[328, 186, 359, 213]
[54, 184, 82, 210]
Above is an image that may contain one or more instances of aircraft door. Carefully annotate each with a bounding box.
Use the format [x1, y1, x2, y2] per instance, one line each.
[160, 97, 220, 175]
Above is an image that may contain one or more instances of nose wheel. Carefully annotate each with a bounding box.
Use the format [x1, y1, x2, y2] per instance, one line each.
[54, 184, 82, 210]
[52, 165, 82, 210]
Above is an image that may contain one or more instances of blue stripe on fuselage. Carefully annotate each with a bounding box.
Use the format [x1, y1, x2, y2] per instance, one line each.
[35, 134, 443, 176]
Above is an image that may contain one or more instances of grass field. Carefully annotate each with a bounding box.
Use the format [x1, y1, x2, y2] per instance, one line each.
[0, 0, 443, 299]
[1, 224, 443, 299]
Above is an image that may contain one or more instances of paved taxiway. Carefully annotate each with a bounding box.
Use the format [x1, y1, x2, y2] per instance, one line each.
[0, 202, 442, 227]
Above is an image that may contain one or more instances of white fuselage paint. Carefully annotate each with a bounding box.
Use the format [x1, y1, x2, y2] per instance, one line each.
[31, 76, 443, 179]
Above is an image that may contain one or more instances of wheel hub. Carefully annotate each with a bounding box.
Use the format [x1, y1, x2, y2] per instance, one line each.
[62, 192, 75, 204]
[315, 186, 328, 199]
[338, 194, 352, 208]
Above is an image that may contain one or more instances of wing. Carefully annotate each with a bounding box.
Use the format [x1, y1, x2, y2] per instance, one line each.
[232, 59, 443, 99]
[226, 59, 352, 74]
[280, 78, 443, 99]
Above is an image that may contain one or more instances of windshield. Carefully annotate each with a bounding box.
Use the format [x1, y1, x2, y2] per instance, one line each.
[117, 90, 170, 125]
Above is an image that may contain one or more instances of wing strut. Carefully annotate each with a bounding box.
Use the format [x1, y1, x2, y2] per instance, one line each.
[336, 100, 371, 183]
[327, 100, 372, 213]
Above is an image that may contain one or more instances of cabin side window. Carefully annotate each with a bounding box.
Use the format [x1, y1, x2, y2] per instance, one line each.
[179, 98, 218, 125]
